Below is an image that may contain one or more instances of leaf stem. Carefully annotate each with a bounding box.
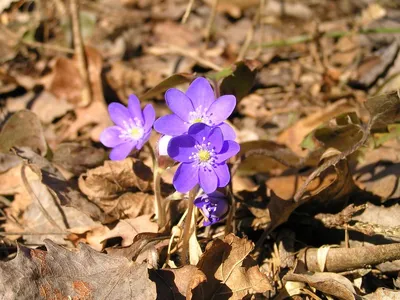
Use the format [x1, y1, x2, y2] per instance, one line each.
[146, 143, 166, 229]
[181, 188, 196, 264]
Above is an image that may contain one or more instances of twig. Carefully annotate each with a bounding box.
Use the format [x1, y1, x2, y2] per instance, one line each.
[254, 27, 400, 49]
[300, 243, 400, 272]
[181, 0, 195, 24]
[0, 231, 67, 236]
[147, 44, 223, 71]
[70, 0, 93, 107]
[204, 0, 218, 45]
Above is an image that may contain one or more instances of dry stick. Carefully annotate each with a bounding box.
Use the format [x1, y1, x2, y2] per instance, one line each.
[224, 164, 236, 235]
[0, 231, 67, 236]
[181, 189, 196, 264]
[146, 143, 166, 229]
[302, 243, 400, 272]
[21, 164, 64, 232]
[70, 0, 92, 107]
[204, 0, 218, 45]
[181, 0, 195, 24]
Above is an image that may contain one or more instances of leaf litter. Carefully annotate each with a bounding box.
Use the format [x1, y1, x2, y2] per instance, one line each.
[1, 0, 400, 299]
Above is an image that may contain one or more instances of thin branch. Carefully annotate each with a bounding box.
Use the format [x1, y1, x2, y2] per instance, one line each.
[204, 0, 218, 45]
[70, 0, 93, 107]
[181, 0, 195, 24]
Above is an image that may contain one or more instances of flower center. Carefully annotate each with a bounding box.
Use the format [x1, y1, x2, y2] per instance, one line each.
[189, 137, 217, 170]
[119, 118, 145, 141]
[187, 105, 213, 126]
[198, 150, 211, 162]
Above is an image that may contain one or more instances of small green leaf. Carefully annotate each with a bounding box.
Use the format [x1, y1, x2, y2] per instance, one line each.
[140, 73, 195, 101]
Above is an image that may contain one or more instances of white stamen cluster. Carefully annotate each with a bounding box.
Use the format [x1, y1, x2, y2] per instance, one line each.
[118, 117, 145, 141]
[189, 137, 217, 171]
[187, 105, 213, 125]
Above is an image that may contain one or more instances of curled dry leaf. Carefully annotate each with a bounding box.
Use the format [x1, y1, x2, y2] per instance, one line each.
[283, 272, 358, 300]
[79, 158, 154, 220]
[0, 240, 157, 300]
[189, 234, 272, 300]
[0, 110, 47, 156]
[366, 89, 400, 129]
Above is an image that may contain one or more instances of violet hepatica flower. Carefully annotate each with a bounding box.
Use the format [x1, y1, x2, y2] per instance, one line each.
[154, 77, 236, 154]
[194, 192, 229, 226]
[168, 123, 240, 193]
[100, 95, 155, 160]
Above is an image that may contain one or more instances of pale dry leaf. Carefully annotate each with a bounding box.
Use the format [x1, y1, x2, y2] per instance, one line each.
[277, 100, 355, 155]
[0, 240, 157, 300]
[22, 179, 98, 245]
[190, 234, 272, 300]
[86, 215, 158, 251]
[284, 272, 358, 300]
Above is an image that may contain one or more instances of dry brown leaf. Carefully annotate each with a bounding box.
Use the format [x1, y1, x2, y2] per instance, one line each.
[149, 265, 203, 300]
[52, 142, 106, 176]
[284, 272, 357, 300]
[0, 240, 157, 300]
[21, 179, 98, 245]
[79, 158, 154, 220]
[364, 288, 399, 300]
[189, 234, 272, 300]
[0, 110, 47, 156]
[86, 215, 158, 251]
[277, 100, 355, 155]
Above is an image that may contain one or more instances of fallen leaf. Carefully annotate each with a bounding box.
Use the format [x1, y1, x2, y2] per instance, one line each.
[0, 240, 157, 300]
[190, 234, 272, 299]
[220, 60, 261, 101]
[277, 100, 355, 155]
[364, 288, 399, 300]
[0, 110, 47, 156]
[284, 272, 357, 300]
[86, 215, 158, 251]
[52, 142, 106, 176]
[365, 89, 400, 129]
[79, 158, 154, 220]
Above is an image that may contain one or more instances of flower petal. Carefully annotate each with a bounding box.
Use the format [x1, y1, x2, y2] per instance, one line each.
[218, 122, 236, 140]
[208, 95, 236, 124]
[154, 114, 190, 136]
[136, 130, 151, 150]
[165, 88, 194, 121]
[168, 135, 196, 163]
[207, 126, 224, 152]
[142, 104, 155, 131]
[109, 141, 136, 160]
[216, 140, 240, 163]
[100, 126, 123, 147]
[128, 95, 144, 124]
[186, 77, 215, 109]
[158, 135, 173, 156]
[108, 103, 131, 127]
[214, 163, 230, 187]
[173, 163, 199, 193]
[199, 168, 218, 193]
[188, 123, 212, 144]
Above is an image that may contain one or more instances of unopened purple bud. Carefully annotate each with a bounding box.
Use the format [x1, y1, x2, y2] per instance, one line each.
[194, 191, 229, 226]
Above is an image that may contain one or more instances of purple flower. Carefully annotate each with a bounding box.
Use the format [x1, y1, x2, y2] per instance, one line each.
[194, 192, 229, 226]
[100, 95, 155, 160]
[168, 123, 240, 193]
[154, 77, 237, 155]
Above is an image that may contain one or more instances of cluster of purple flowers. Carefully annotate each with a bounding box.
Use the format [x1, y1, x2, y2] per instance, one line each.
[100, 77, 238, 225]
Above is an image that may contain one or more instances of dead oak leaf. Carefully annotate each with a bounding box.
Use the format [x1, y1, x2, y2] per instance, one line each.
[0, 240, 157, 300]
[190, 234, 272, 300]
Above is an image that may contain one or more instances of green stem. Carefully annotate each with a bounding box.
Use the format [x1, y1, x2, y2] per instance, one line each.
[181, 188, 196, 264]
[146, 143, 166, 229]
